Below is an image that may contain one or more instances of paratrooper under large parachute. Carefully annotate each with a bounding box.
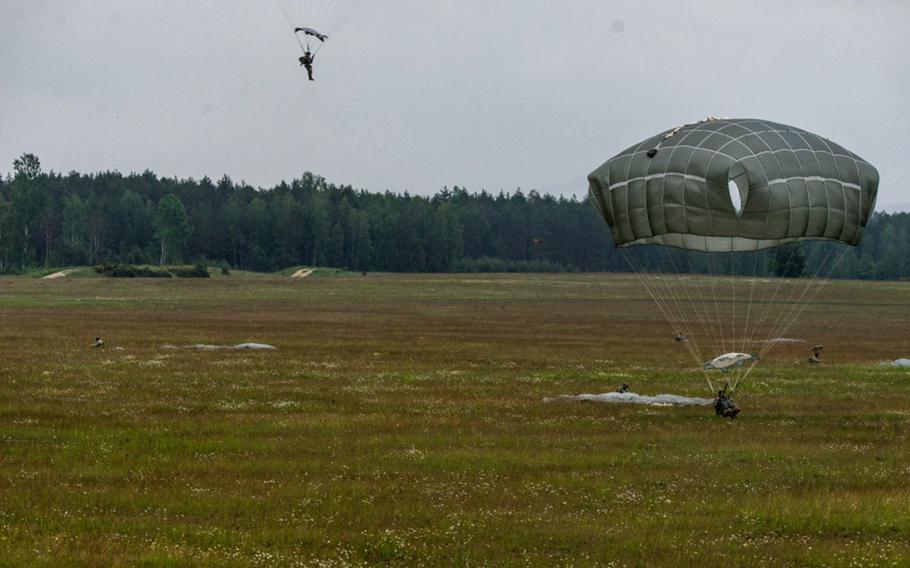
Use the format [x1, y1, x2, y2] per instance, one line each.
[587, 118, 879, 416]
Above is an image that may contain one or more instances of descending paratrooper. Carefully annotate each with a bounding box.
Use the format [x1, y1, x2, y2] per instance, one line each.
[587, 118, 879, 417]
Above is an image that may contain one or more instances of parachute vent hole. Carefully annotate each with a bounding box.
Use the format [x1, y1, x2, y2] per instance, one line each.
[728, 179, 744, 217]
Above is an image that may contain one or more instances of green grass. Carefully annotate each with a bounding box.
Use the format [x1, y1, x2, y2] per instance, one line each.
[0, 273, 908, 566]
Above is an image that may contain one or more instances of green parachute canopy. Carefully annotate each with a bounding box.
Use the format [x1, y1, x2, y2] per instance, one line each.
[588, 118, 879, 252]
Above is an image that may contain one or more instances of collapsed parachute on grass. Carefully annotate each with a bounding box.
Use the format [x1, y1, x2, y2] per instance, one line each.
[545, 392, 713, 407]
[587, 118, 879, 393]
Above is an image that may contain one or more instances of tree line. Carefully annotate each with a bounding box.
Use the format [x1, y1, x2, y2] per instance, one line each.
[0, 154, 906, 279]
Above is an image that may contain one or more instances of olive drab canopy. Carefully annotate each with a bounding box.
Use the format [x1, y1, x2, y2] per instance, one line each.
[588, 118, 879, 252]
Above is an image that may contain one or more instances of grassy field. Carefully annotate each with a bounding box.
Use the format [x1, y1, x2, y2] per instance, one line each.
[0, 272, 908, 567]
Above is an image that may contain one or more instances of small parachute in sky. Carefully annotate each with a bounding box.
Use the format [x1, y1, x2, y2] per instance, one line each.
[295, 27, 328, 42]
[276, 0, 365, 55]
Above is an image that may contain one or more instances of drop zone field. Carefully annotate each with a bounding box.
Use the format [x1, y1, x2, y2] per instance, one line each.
[1, 272, 908, 566]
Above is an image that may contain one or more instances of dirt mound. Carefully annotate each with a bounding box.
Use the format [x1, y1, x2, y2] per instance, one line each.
[43, 269, 76, 279]
[290, 268, 315, 278]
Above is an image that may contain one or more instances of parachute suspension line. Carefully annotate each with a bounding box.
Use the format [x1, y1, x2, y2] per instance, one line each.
[277, 0, 367, 56]
[644, 252, 693, 340]
[758, 246, 836, 358]
[309, 0, 322, 51]
[664, 250, 717, 364]
[296, 0, 312, 52]
[659, 263, 717, 394]
[730, 249, 795, 393]
[707, 253, 726, 356]
[276, 0, 293, 26]
[761, 247, 847, 357]
[622, 249, 714, 393]
[307, 0, 324, 52]
[622, 251, 686, 341]
[788, 247, 849, 331]
[332, 0, 367, 33]
[308, 0, 323, 29]
[276, 0, 304, 50]
[716, 253, 731, 358]
[684, 254, 726, 362]
[310, 0, 366, 55]
[299, 0, 308, 30]
[622, 242, 847, 396]
[738, 251, 762, 356]
[297, 0, 310, 34]
[323, 0, 350, 31]
[730, 250, 736, 361]
[728, 249, 741, 387]
[667, 251, 726, 371]
[733, 247, 849, 392]
[621, 253, 687, 357]
[315, 0, 364, 35]
[742, 244, 800, 356]
[275, 0, 311, 53]
[729, 250, 767, 390]
[653, 252, 711, 370]
[622, 252, 695, 352]
[769, 249, 820, 331]
[322, 0, 341, 28]
[728, 245, 801, 392]
[655, 253, 709, 366]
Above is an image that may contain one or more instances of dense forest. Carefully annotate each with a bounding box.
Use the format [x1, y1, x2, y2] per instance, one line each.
[0, 153, 906, 279]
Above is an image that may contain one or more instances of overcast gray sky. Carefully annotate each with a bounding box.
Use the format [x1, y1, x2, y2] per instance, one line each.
[1, 1, 908, 207]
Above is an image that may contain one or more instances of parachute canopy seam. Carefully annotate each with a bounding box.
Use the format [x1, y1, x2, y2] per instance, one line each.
[608, 173, 707, 191]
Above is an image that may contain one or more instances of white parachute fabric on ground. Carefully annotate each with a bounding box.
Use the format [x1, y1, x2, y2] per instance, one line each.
[545, 392, 713, 407]
[761, 338, 807, 345]
[883, 359, 910, 367]
[162, 343, 277, 351]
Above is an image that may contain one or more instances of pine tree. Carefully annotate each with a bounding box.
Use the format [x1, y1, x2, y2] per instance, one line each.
[154, 193, 192, 265]
[770, 243, 807, 278]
